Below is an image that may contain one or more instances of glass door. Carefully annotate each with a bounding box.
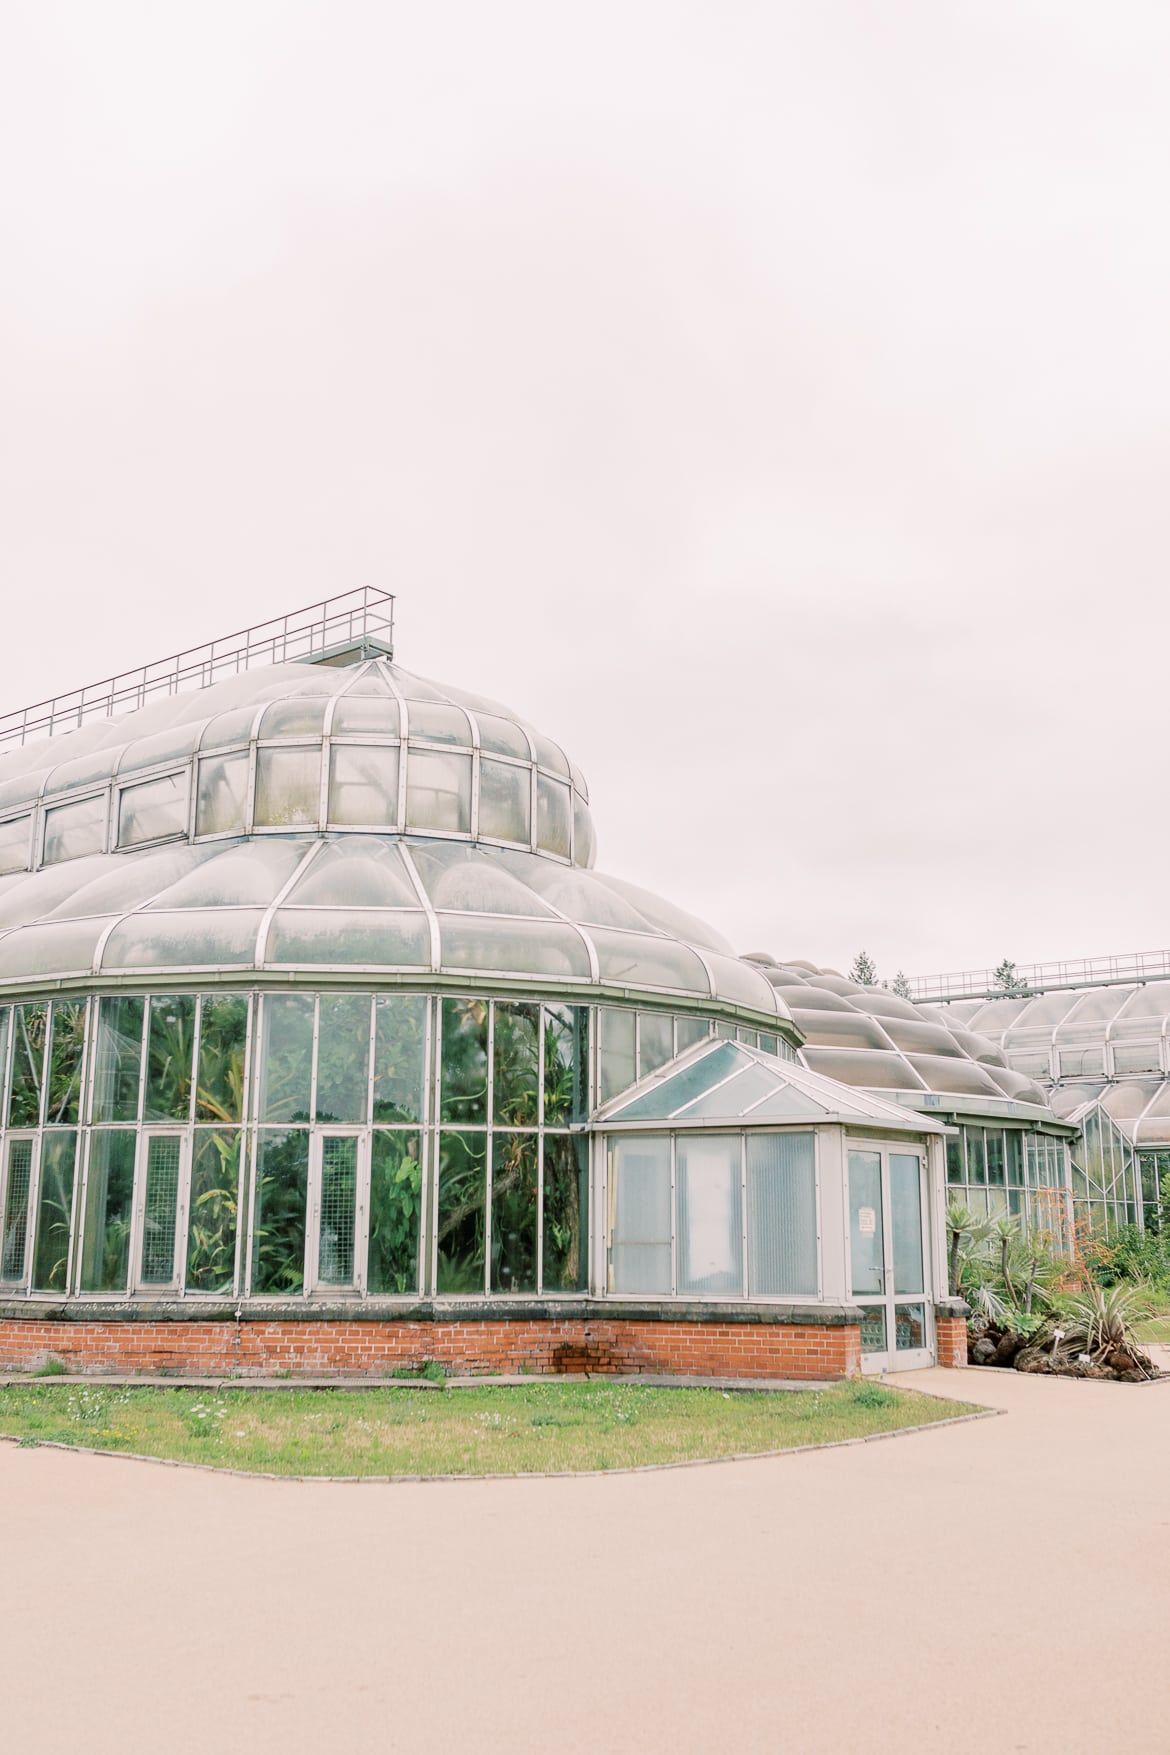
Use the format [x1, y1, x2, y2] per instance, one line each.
[132, 1131, 189, 1291]
[307, 1131, 369, 1293]
[848, 1147, 932, 1371]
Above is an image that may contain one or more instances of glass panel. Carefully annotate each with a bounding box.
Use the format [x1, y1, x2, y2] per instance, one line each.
[80, 1130, 136, 1292]
[254, 747, 320, 828]
[493, 1002, 540, 1127]
[195, 993, 248, 1123]
[608, 1041, 743, 1121]
[408, 702, 471, 746]
[758, 1032, 779, 1057]
[476, 714, 530, 760]
[46, 1001, 86, 1125]
[328, 744, 400, 827]
[144, 994, 196, 1121]
[676, 1135, 742, 1296]
[746, 1132, 817, 1296]
[675, 1016, 711, 1054]
[186, 1130, 240, 1293]
[118, 772, 188, 847]
[0, 814, 32, 875]
[372, 996, 427, 1124]
[440, 997, 488, 1126]
[195, 752, 249, 836]
[406, 749, 472, 833]
[945, 1135, 964, 1184]
[92, 996, 144, 1123]
[331, 696, 400, 736]
[8, 1002, 47, 1127]
[590, 928, 709, 995]
[542, 1135, 588, 1292]
[986, 1131, 1005, 1187]
[139, 1136, 182, 1284]
[315, 994, 371, 1123]
[965, 1128, 987, 1184]
[639, 1012, 674, 1080]
[437, 917, 590, 979]
[436, 1130, 487, 1293]
[608, 1135, 671, 1294]
[478, 758, 531, 844]
[101, 908, 266, 971]
[572, 794, 594, 868]
[260, 698, 328, 738]
[259, 994, 314, 1123]
[367, 1131, 422, 1295]
[267, 909, 429, 969]
[890, 1153, 925, 1295]
[848, 1150, 884, 1297]
[31, 1131, 76, 1291]
[43, 794, 107, 864]
[533, 733, 570, 778]
[895, 1303, 927, 1352]
[536, 775, 571, 857]
[491, 1132, 538, 1293]
[858, 1306, 886, 1354]
[1005, 1130, 1024, 1186]
[251, 1129, 309, 1293]
[543, 1005, 588, 1125]
[598, 1007, 636, 1105]
[1, 1138, 34, 1281]
[317, 1135, 358, 1286]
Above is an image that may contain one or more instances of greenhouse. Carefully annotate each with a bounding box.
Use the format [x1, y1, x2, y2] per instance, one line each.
[0, 592, 1002, 1378]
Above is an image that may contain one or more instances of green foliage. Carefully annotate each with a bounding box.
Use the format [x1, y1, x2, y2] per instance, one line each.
[890, 971, 912, 999]
[992, 959, 1031, 998]
[849, 951, 878, 987]
[251, 1130, 309, 1293]
[945, 1199, 995, 1295]
[186, 1132, 241, 1292]
[1052, 1281, 1153, 1362]
[849, 1380, 896, 1409]
[34, 1356, 66, 1377]
[368, 1132, 422, 1294]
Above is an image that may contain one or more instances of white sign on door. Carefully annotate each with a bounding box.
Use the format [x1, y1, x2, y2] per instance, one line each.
[858, 1206, 877, 1236]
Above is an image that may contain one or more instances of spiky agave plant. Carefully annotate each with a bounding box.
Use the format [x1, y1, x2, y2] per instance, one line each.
[1054, 1282, 1157, 1376]
[945, 1200, 995, 1297]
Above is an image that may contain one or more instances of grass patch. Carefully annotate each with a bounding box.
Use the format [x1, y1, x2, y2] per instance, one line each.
[1134, 1317, 1170, 1344]
[0, 1380, 975, 1477]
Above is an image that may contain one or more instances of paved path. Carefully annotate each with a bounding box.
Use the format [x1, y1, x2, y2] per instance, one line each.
[2, 1367, 1168, 1755]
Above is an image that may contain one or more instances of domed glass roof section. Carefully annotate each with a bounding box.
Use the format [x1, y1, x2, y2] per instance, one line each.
[0, 600, 793, 1032]
[924, 983, 1170, 1146]
[745, 956, 1052, 1112]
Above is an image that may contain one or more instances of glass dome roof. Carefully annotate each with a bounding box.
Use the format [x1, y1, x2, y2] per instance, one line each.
[745, 955, 1053, 1114]
[925, 984, 1170, 1145]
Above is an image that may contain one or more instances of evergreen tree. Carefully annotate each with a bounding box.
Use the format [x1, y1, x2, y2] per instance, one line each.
[849, 950, 878, 987]
[891, 970, 912, 999]
[993, 958, 1031, 998]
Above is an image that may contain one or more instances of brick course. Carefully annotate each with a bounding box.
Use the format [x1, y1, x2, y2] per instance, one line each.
[0, 1316, 864, 1381]
[934, 1315, 968, 1369]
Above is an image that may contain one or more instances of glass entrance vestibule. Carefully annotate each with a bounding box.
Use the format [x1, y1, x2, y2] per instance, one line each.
[848, 1144, 934, 1371]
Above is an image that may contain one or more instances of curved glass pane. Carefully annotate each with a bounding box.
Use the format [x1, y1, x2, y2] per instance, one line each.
[260, 699, 328, 739]
[331, 696, 400, 736]
[0, 918, 109, 980]
[288, 839, 417, 909]
[266, 909, 429, 968]
[478, 758, 531, 845]
[195, 752, 249, 836]
[101, 909, 264, 970]
[0, 815, 32, 875]
[405, 749, 471, 833]
[407, 702, 471, 746]
[475, 714, 530, 760]
[572, 793, 595, 868]
[150, 841, 301, 909]
[43, 794, 107, 865]
[327, 745, 399, 827]
[254, 747, 320, 828]
[590, 927, 709, 995]
[118, 771, 188, 848]
[412, 844, 553, 917]
[536, 775, 571, 857]
[437, 916, 590, 979]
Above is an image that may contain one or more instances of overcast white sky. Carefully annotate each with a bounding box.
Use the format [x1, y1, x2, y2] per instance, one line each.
[1, 2, 1168, 980]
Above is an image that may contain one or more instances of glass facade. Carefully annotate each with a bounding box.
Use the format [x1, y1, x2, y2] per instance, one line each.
[944, 1121, 1072, 1246]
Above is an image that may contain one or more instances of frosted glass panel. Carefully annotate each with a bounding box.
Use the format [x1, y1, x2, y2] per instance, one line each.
[590, 929, 709, 994]
[195, 752, 249, 836]
[407, 703, 471, 745]
[572, 794, 595, 867]
[638, 1012, 674, 1080]
[331, 696, 400, 736]
[478, 758, 531, 844]
[267, 909, 429, 968]
[598, 1007, 636, 1105]
[536, 776, 571, 857]
[609, 1135, 671, 1293]
[406, 749, 472, 832]
[747, 1133, 817, 1295]
[476, 714, 530, 760]
[437, 916, 589, 978]
[328, 744, 400, 827]
[676, 1135, 742, 1295]
[0, 814, 32, 875]
[101, 909, 264, 969]
[43, 794, 107, 864]
[315, 994, 371, 1123]
[891, 1153, 924, 1294]
[260, 699, 327, 738]
[254, 747, 320, 828]
[118, 771, 188, 847]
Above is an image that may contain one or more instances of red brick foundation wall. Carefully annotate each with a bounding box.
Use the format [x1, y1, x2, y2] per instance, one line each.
[935, 1315, 968, 1369]
[0, 1316, 863, 1382]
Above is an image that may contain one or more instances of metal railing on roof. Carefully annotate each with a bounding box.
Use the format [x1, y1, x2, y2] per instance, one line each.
[0, 588, 395, 749]
[909, 948, 1170, 1004]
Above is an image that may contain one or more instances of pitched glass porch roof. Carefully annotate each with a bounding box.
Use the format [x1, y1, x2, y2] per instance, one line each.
[595, 1038, 948, 1132]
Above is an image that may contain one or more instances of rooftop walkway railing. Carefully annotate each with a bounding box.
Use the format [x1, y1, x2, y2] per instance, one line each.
[0, 588, 395, 749]
[909, 949, 1170, 1003]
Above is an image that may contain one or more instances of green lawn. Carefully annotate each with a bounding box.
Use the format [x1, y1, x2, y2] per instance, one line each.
[0, 1380, 977, 1477]
[1134, 1316, 1170, 1344]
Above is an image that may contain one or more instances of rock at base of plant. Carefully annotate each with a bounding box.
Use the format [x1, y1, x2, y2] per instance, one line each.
[1014, 1347, 1050, 1373]
[994, 1331, 1023, 1364]
[970, 1337, 999, 1366]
